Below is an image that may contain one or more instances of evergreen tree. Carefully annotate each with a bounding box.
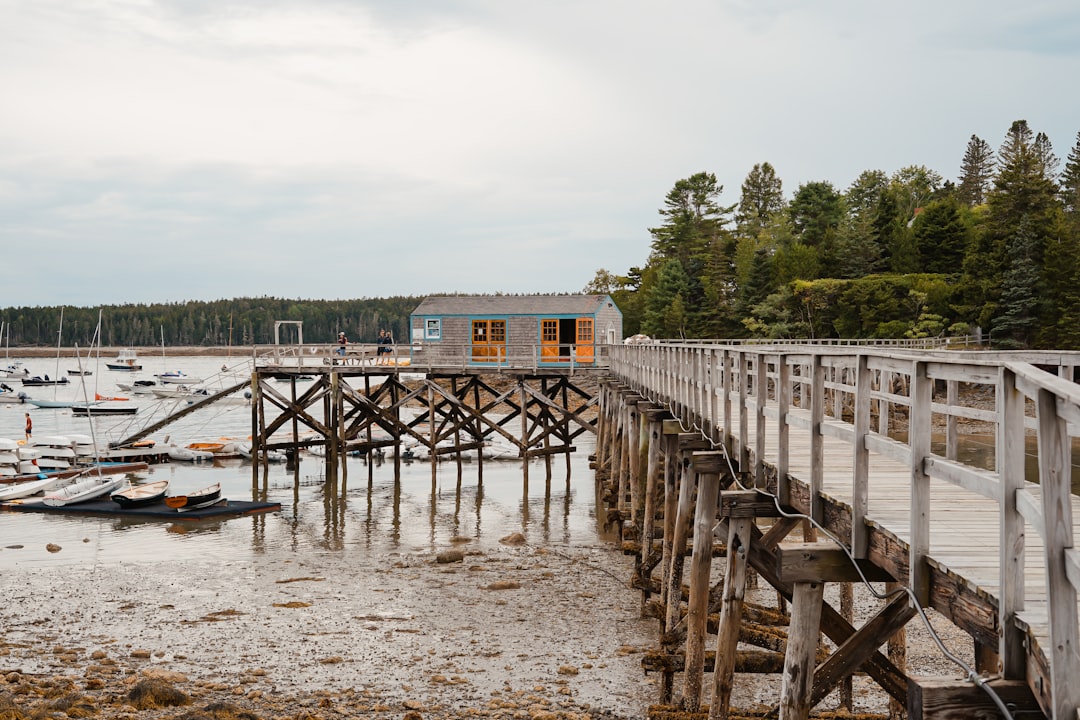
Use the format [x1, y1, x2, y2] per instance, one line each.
[1033, 131, 1060, 181]
[641, 258, 691, 338]
[1061, 131, 1080, 213]
[912, 197, 968, 274]
[839, 170, 890, 276]
[643, 172, 736, 337]
[991, 218, 1041, 348]
[957, 135, 995, 206]
[984, 120, 1062, 296]
[736, 162, 785, 239]
[788, 181, 844, 273]
[736, 246, 776, 320]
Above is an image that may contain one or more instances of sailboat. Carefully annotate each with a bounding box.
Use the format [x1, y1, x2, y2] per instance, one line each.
[0, 322, 30, 381]
[155, 326, 203, 384]
[25, 312, 101, 409]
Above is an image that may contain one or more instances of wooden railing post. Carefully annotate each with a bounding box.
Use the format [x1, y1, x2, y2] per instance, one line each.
[852, 353, 871, 559]
[739, 351, 750, 475]
[1035, 387, 1080, 719]
[777, 355, 791, 507]
[755, 354, 767, 487]
[810, 354, 824, 524]
[997, 367, 1027, 679]
[909, 360, 932, 606]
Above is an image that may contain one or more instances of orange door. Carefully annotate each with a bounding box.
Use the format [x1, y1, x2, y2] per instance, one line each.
[472, 320, 506, 362]
[575, 318, 594, 363]
[541, 319, 559, 361]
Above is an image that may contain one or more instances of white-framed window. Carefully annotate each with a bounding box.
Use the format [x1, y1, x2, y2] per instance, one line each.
[425, 318, 442, 340]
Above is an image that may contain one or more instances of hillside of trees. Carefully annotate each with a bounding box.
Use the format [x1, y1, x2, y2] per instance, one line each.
[586, 120, 1080, 349]
[0, 297, 422, 348]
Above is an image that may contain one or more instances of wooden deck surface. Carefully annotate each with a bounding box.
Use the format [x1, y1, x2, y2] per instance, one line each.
[730, 394, 1077, 669]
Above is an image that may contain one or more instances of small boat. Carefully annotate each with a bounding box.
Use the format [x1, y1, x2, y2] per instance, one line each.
[25, 398, 100, 409]
[106, 348, 142, 371]
[68, 369, 93, 376]
[152, 385, 211, 400]
[95, 392, 128, 401]
[237, 442, 286, 462]
[0, 383, 28, 404]
[0, 363, 29, 381]
[110, 479, 169, 508]
[29, 436, 76, 470]
[166, 444, 214, 462]
[0, 474, 69, 502]
[21, 375, 69, 386]
[42, 473, 126, 506]
[116, 379, 156, 393]
[156, 370, 204, 384]
[72, 404, 139, 416]
[187, 441, 226, 454]
[165, 482, 222, 510]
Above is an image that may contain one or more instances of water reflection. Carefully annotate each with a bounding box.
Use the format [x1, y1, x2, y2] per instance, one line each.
[933, 433, 1080, 495]
[1, 437, 601, 570]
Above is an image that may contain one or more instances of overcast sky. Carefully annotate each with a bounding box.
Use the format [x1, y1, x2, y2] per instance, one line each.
[2, 0, 1077, 308]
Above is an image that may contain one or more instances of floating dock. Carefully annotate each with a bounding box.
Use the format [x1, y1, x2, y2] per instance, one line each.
[1, 497, 281, 519]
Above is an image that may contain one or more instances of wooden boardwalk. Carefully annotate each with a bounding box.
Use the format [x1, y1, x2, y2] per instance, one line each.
[601, 343, 1080, 719]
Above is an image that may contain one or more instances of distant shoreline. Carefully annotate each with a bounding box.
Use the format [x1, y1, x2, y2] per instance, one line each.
[4, 345, 266, 358]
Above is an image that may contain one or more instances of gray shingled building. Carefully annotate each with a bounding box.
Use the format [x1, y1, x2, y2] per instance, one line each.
[410, 295, 622, 367]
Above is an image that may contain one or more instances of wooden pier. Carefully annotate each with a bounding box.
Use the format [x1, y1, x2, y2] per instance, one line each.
[597, 343, 1080, 720]
[248, 348, 603, 480]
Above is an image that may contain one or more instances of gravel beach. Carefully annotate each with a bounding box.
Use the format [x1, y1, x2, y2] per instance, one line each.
[0, 533, 657, 719]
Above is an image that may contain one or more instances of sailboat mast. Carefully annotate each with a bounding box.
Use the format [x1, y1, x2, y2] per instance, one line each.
[53, 307, 64, 399]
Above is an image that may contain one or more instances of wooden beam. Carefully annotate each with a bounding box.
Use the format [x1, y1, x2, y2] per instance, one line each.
[908, 677, 1039, 720]
[720, 489, 781, 518]
[809, 592, 916, 706]
[777, 543, 895, 584]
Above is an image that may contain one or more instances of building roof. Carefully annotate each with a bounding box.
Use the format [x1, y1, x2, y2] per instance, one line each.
[412, 294, 616, 317]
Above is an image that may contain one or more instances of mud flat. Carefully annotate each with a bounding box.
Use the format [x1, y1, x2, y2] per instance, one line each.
[0, 537, 656, 719]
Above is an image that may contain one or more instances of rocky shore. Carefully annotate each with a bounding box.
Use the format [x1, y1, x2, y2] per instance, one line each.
[0, 534, 656, 720]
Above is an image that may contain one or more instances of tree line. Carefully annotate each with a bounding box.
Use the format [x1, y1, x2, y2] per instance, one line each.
[586, 120, 1080, 349]
[1, 296, 423, 348]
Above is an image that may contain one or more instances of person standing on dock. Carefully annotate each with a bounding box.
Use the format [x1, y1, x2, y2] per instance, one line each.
[24, 412, 32, 441]
[337, 332, 348, 356]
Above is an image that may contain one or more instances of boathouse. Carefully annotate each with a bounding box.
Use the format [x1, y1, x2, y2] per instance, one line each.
[409, 294, 622, 366]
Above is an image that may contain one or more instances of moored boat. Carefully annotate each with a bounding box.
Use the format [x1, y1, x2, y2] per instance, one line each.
[166, 444, 214, 462]
[156, 370, 204, 384]
[21, 375, 69, 386]
[0, 474, 69, 502]
[42, 474, 126, 506]
[0, 383, 28, 404]
[165, 482, 222, 510]
[72, 404, 139, 416]
[106, 348, 142, 371]
[110, 479, 169, 508]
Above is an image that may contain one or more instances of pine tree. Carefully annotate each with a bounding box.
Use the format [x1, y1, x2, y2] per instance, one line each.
[641, 258, 691, 338]
[644, 172, 736, 337]
[1061, 131, 1080, 213]
[788, 181, 844, 273]
[957, 135, 994, 206]
[912, 198, 968, 274]
[991, 218, 1041, 348]
[736, 163, 785, 239]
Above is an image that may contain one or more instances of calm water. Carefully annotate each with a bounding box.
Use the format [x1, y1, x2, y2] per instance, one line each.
[1, 355, 606, 569]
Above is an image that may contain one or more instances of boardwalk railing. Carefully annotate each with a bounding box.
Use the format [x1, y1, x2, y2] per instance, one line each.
[254, 342, 614, 372]
[608, 342, 1080, 718]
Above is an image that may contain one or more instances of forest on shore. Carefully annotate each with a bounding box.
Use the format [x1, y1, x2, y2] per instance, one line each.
[0, 296, 422, 349]
[588, 119, 1080, 349]
[4, 120, 1078, 350]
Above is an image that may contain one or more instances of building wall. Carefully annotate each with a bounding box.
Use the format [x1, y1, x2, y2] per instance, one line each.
[410, 295, 622, 366]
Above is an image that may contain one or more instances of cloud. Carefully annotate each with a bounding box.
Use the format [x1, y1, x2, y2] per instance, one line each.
[1, 0, 1078, 307]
